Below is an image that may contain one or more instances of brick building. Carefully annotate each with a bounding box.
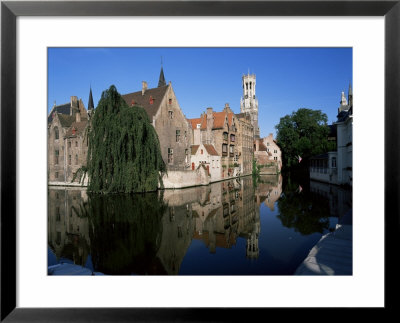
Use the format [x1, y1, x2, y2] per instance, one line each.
[189, 104, 241, 179]
[235, 113, 254, 175]
[122, 68, 191, 171]
[48, 91, 93, 185]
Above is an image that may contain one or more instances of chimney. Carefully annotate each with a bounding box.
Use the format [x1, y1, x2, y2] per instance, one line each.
[224, 103, 230, 110]
[142, 81, 148, 95]
[70, 96, 78, 108]
[76, 112, 81, 123]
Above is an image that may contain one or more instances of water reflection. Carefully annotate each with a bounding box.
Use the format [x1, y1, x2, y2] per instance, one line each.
[48, 175, 351, 275]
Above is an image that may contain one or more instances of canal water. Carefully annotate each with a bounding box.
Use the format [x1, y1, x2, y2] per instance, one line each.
[48, 175, 352, 275]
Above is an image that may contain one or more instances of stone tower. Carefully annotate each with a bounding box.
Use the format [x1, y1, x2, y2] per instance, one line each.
[240, 73, 260, 138]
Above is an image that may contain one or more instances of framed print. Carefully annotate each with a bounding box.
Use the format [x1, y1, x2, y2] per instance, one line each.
[1, 0, 399, 321]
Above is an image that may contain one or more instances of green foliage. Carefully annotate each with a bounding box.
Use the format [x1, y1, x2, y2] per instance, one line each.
[87, 85, 166, 193]
[275, 108, 331, 169]
[85, 192, 167, 275]
[277, 180, 330, 235]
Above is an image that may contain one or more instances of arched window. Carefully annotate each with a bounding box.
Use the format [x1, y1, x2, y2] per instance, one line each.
[54, 127, 59, 140]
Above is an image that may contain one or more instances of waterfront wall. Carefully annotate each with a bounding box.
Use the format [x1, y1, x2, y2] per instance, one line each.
[161, 166, 210, 189]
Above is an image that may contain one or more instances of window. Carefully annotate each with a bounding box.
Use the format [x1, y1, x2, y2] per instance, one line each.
[267, 142, 270, 146]
[56, 207, 60, 221]
[55, 150, 59, 165]
[54, 127, 59, 140]
[274, 150, 277, 154]
[68, 141, 71, 149]
[222, 144, 228, 156]
[168, 148, 173, 164]
[229, 145, 234, 156]
[196, 124, 201, 129]
[185, 149, 189, 163]
[176, 130, 180, 142]
[332, 157, 337, 168]
[223, 132, 228, 141]
[169, 98, 172, 104]
[75, 141, 78, 147]
[230, 134, 235, 142]
[75, 154, 78, 165]
[168, 111, 173, 119]
[68, 155, 71, 165]
[56, 232, 61, 245]
[201, 149, 203, 155]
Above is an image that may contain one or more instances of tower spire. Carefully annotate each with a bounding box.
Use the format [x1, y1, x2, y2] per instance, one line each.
[88, 86, 94, 111]
[158, 57, 166, 87]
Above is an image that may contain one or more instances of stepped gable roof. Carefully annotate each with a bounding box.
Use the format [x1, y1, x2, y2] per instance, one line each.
[48, 103, 70, 124]
[57, 114, 76, 128]
[204, 144, 219, 156]
[191, 145, 200, 155]
[65, 120, 88, 138]
[121, 85, 169, 121]
[190, 109, 235, 131]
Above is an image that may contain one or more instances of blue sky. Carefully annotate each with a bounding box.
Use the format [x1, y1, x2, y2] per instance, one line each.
[48, 47, 352, 137]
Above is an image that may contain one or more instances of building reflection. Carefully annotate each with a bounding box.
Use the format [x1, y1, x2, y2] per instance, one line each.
[48, 188, 90, 267]
[48, 175, 284, 275]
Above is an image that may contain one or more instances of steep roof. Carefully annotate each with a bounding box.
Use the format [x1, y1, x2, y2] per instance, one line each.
[57, 114, 76, 128]
[65, 120, 88, 138]
[121, 85, 169, 121]
[188, 117, 205, 130]
[48, 103, 70, 124]
[204, 144, 219, 156]
[212, 111, 227, 129]
[191, 145, 200, 155]
[258, 141, 268, 152]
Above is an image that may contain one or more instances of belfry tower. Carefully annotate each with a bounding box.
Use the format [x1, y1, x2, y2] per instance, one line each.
[240, 73, 260, 138]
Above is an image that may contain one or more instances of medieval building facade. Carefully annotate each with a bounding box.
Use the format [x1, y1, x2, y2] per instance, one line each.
[48, 91, 93, 185]
[121, 68, 191, 172]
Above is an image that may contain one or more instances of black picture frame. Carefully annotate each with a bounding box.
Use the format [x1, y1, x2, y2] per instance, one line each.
[1, 0, 399, 321]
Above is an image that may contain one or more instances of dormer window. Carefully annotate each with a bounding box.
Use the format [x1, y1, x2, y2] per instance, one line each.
[196, 124, 201, 129]
[131, 99, 135, 106]
[149, 96, 154, 105]
[169, 111, 173, 119]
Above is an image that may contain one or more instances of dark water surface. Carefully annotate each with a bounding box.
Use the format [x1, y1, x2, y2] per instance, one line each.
[48, 175, 352, 275]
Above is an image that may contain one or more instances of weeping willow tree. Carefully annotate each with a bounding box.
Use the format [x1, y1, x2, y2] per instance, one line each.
[87, 85, 166, 193]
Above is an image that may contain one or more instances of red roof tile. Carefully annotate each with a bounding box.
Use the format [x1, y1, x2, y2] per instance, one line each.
[203, 144, 219, 156]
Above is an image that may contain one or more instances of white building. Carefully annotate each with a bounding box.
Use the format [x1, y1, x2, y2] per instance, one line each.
[310, 83, 352, 186]
[191, 144, 221, 182]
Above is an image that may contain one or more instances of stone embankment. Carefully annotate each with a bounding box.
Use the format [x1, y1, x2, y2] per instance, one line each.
[295, 210, 352, 275]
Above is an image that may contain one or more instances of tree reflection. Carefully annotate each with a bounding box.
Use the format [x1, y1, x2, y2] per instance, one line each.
[85, 192, 167, 275]
[277, 180, 330, 235]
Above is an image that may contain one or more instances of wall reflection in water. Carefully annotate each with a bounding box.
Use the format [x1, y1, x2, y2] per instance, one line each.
[48, 174, 350, 275]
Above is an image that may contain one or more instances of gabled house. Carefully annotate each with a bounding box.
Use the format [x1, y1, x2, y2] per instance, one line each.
[122, 68, 191, 171]
[191, 143, 221, 182]
[188, 104, 240, 179]
[48, 91, 93, 185]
